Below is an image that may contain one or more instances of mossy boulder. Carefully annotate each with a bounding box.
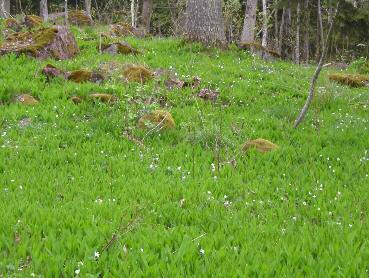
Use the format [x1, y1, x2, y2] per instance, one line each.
[138, 110, 175, 131]
[42, 64, 67, 80]
[239, 42, 281, 61]
[89, 93, 118, 104]
[12, 94, 39, 105]
[329, 73, 369, 87]
[24, 15, 43, 28]
[101, 42, 139, 55]
[0, 26, 79, 60]
[242, 138, 279, 153]
[110, 22, 146, 38]
[123, 65, 153, 83]
[67, 70, 104, 84]
[68, 10, 93, 26]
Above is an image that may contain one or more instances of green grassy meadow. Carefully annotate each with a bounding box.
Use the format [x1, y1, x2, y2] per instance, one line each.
[1, 26, 369, 276]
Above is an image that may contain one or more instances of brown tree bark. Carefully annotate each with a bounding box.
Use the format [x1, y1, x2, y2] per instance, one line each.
[40, 0, 48, 21]
[140, 0, 153, 33]
[0, 0, 10, 18]
[278, 7, 285, 54]
[185, 0, 227, 48]
[241, 0, 258, 44]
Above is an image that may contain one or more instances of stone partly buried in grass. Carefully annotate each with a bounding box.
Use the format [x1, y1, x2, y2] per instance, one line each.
[101, 42, 139, 55]
[242, 138, 279, 153]
[0, 26, 79, 60]
[138, 110, 175, 131]
[110, 22, 146, 38]
[329, 73, 369, 87]
[68, 10, 93, 26]
[123, 65, 153, 83]
[12, 94, 39, 105]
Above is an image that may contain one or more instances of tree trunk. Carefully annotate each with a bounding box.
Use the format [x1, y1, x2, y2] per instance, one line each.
[85, 0, 92, 19]
[140, 0, 153, 33]
[0, 0, 10, 18]
[261, 0, 268, 48]
[64, 0, 68, 25]
[295, 1, 301, 64]
[40, 0, 48, 21]
[131, 0, 136, 27]
[185, 0, 227, 48]
[304, 0, 310, 63]
[241, 0, 258, 44]
[278, 8, 285, 54]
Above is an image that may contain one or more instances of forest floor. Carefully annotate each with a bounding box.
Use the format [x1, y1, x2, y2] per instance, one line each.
[0, 25, 369, 276]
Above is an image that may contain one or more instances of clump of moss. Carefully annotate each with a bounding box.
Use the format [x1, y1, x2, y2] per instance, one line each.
[329, 73, 369, 87]
[67, 70, 104, 84]
[101, 42, 139, 55]
[24, 15, 43, 28]
[239, 42, 281, 59]
[138, 110, 175, 131]
[68, 10, 93, 26]
[110, 22, 146, 38]
[1, 27, 58, 57]
[89, 93, 118, 104]
[242, 138, 279, 153]
[12, 94, 39, 105]
[123, 64, 153, 83]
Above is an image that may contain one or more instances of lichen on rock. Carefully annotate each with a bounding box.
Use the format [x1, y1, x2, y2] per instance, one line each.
[101, 42, 139, 55]
[138, 110, 175, 131]
[110, 22, 146, 38]
[123, 64, 153, 83]
[0, 25, 79, 60]
[67, 70, 104, 84]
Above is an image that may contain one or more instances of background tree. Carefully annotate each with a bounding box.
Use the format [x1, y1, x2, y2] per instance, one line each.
[85, 0, 91, 19]
[140, 0, 153, 33]
[184, 0, 227, 47]
[0, 0, 10, 18]
[241, 0, 258, 44]
[40, 0, 48, 20]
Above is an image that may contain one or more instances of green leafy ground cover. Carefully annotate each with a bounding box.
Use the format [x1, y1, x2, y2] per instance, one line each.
[0, 26, 369, 276]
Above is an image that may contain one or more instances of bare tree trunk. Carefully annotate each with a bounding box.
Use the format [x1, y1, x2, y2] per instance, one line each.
[318, 0, 324, 49]
[241, 0, 258, 44]
[40, 0, 48, 21]
[304, 0, 310, 63]
[274, 4, 279, 49]
[0, 0, 10, 18]
[131, 0, 136, 27]
[85, 0, 92, 19]
[185, 0, 227, 48]
[294, 2, 340, 128]
[64, 0, 68, 25]
[140, 0, 153, 33]
[295, 1, 301, 64]
[278, 7, 285, 54]
[261, 0, 268, 47]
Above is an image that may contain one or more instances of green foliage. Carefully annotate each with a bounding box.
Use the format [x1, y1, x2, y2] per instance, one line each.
[0, 27, 369, 276]
[349, 57, 369, 74]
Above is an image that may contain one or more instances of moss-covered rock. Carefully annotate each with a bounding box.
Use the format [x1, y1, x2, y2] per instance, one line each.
[12, 94, 39, 105]
[24, 15, 43, 28]
[67, 70, 104, 84]
[101, 42, 139, 55]
[239, 42, 281, 60]
[110, 22, 146, 38]
[138, 110, 175, 131]
[4, 18, 20, 30]
[68, 10, 93, 26]
[123, 65, 153, 83]
[0, 26, 79, 60]
[89, 93, 118, 104]
[242, 138, 279, 153]
[42, 64, 66, 80]
[329, 73, 369, 87]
